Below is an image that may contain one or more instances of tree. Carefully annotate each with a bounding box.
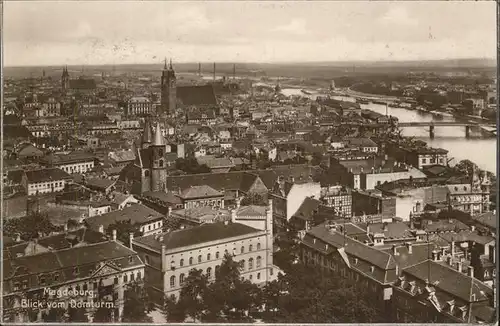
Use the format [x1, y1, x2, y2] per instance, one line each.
[175, 158, 211, 174]
[4, 211, 61, 241]
[42, 307, 67, 322]
[67, 306, 88, 322]
[177, 269, 209, 322]
[92, 306, 113, 322]
[163, 295, 186, 322]
[122, 281, 154, 323]
[105, 220, 142, 247]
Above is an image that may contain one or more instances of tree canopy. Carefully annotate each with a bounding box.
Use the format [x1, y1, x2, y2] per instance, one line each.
[4, 211, 61, 241]
[175, 158, 210, 174]
[122, 281, 154, 323]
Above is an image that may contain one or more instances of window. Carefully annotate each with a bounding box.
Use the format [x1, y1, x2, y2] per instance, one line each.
[53, 273, 60, 281]
[207, 267, 212, 279]
[145, 170, 150, 177]
[249, 258, 254, 270]
[189, 257, 193, 265]
[170, 275, 176, 288]
[257, 243, 261, 250]
[422, 158, 427, 164]
[257, 273, 261, 280]
[249, 244, 253, 252]
[198, 255, 202, 263]
[39, 276, 46, 285]
[137, 271, 142, 280]
[240, 260, 245, 271]
[131, 273, 135, 281]
[249, 274, 253, 280]
[216, 252, 220, 259]
[207, 253, 211, 261]
[241, 246, 245, 254]
[256, 256, 262, 268]
[114, 277, 118, 284]
[215, 265, 220, 276]
[124, 274, 128, 283]
[159, 160, 164, 167]
[180, 259, 184, 267]
[180, 273, 185, 286]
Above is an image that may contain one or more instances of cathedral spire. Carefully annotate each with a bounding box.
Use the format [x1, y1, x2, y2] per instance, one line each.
[169, 58, 173, 70]
[164, 57, 168, 70]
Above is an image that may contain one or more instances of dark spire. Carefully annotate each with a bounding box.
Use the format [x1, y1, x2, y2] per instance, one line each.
[169, 58, 173, 70]
[164, 57, 167, 70]
[142, 119, 153, 145]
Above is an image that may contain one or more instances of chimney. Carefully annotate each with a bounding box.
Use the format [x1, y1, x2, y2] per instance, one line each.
[231, 209, 237, 223]
[64, 223, 68, 232]
[236, 197, 241, 209]
[15, 233, 21, 243]
[98, 225, 104, 234]
[407, 243, 413, 254]
[471, 225, 476, 232]
[129, 232, 134, 250]
[167, 206, 172, 216]
[392, 245, 398, 256]
[112, 229, 117, 241]
[457, 261, 463, 273]
[431, 250, 439, 261]
[180, 225, 185, 230]
[224, 220, 229, 226]
[451, 241, 455, 257]
[441, 247, 446, 257]
[467, 265, 474, 278]
[446, 256, 453, 266]
[366, 225, 370, 235]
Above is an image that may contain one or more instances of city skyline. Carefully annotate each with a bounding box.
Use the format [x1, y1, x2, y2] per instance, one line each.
[4, 1, 497, 67]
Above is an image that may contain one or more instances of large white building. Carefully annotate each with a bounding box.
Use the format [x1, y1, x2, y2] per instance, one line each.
[132, 200, 276, 303]
[22, 168, 70, 196]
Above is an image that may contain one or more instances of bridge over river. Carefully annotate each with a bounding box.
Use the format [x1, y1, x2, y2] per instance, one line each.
[397, 121, 496, 138]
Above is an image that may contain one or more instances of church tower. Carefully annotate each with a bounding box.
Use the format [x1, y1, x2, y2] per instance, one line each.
[61, 66, 70, 94]
[160, 59, 176, 115]
[150, 122, 167, 192]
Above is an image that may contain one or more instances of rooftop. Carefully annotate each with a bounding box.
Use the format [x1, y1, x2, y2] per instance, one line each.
[134, 221, 261, 251]
[84, 203, 163, 230]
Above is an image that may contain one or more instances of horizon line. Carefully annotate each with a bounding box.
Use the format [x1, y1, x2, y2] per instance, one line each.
[4, 57, 497, 69]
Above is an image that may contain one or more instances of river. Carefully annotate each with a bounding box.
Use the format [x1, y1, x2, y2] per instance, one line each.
[279, 88, 496, 174]
[364, 104, 497, 174]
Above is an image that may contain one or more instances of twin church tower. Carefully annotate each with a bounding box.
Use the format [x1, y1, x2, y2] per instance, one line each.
[160, 59, 177, 115]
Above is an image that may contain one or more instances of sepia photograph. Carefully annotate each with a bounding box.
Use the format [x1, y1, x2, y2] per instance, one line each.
[1, 0, 498, 324]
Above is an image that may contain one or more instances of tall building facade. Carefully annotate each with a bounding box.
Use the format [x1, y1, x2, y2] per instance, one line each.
[137, 120, 168, 193]
[160, 59, 176, 115]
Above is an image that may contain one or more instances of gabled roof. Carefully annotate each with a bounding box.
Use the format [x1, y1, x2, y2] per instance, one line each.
[167, 171, 261, 193]
[134, 222, 261, 251]
[306, 224, 397, 271]
[25, 168, 70, 183]
[292, 197, 322, 221]
[177, 85, 217, 106]
[143, 191, 182, 205]
[236, 205, 267, 218]
[403, 259, 493, 303]
[84, 204, 163, 230]
[179, 185, 223, 199]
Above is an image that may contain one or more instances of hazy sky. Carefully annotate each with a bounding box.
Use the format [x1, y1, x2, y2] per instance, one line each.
[4, 1, 497, 66]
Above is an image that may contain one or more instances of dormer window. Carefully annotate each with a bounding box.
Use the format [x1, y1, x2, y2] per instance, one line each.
[54, 273, 60, 281]
[73, 267, 79, 276]
[39, 276, 46, 285]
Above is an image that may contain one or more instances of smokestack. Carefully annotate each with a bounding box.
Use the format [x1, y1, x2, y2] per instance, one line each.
[213, 62, 216, 81]
[233, 64, 236, 79]
[198, 62, 201, 76]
